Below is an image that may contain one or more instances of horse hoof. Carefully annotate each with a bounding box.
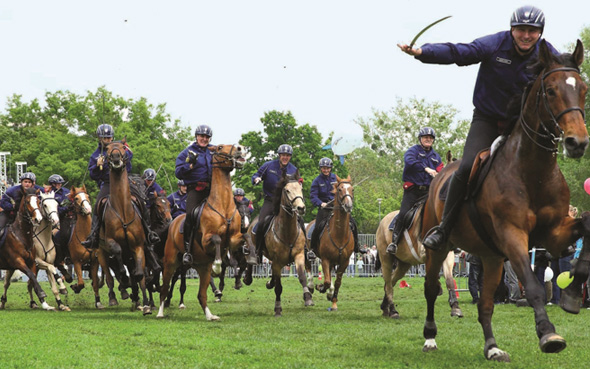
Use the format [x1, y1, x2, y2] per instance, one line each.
[327, 307, 338, 312]
[266, 280, 274, 290]
[214, 290, 222, 298]
[179, 303, 186, 310]
[214, 298, 222, 303]
[539, 333, 567, 353]
[389, 312, 400, 319]
[422, 339, 438, 352]
[30, 301, 39, 309]
[109, 299, 118, 306]
[207, 315, 220, 321]
[485, 347, 511, 362]
[120, 290, 130, 300]
[243, 276, 252, 286]
[64, 275, 73, 283]
[96, 302, 105, 310]
[143, 306, 152, 316]
[60, 305, 72, 312]
[451, 308, 464, 318]
[59, 288, 68, 295]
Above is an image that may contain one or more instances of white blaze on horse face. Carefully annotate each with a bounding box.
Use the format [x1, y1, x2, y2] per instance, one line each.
[79, 193, 92, 214]
[29, 196, 43, 223]
[566, 77, 577, 90]
[341, 184, 353, 207]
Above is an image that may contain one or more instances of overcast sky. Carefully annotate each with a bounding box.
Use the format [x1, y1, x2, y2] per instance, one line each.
[1, 1, 589, 145]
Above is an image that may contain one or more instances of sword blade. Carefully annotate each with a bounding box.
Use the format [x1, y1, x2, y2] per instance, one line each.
[409, 15, 452, 48]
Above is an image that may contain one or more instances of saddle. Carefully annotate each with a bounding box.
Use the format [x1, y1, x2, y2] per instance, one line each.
[179, 201, 207, 236]
[388, 195, 427, 233]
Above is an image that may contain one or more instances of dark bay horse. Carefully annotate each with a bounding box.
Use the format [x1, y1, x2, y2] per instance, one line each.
[157, 144, 248, 320]
[304, 175, 354, 311]
[247, 170, 314, 317]
[66, 186, 95, 295]
[92, 139, 152, 315]
[0, 187, 54, 310]
[376, 209, 461, 318]
[420, 40, 589, 362]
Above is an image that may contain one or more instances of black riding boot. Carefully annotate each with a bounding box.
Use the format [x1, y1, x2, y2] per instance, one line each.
[300, 217, 315, 261]
[140, 204, 160, 245]
[254, 219, 266, 263]
[183, 219, 193, 266]
[387, 227, 402, 255]
[81, 213, 100, 249]
[422, 174, 467, 251]
[351, 218, 360, 253]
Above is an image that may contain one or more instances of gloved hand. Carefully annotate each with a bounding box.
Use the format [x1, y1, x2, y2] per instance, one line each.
[254, 177, 262, 185]
[186, 150, 198, 165]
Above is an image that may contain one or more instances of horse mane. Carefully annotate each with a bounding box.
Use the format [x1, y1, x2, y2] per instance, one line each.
[504, 49, 580, 135]
[272, 169, 300, 216]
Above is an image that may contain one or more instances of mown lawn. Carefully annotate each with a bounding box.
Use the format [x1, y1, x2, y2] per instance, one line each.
[0, 275, 588, 369]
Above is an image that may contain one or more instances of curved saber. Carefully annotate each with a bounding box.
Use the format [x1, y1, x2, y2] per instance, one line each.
[409, 15, 452, 48]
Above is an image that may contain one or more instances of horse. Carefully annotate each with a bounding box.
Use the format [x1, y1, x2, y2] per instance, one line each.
[304, 175, 355, 311]
[29, 191, 71, 311]
[157, 143, 249, 320]
[66, 186, 95, 295]
[91, 139, 152, 315]
[375, 208, 462, 318]
[146, 191, 172, 307]
[0, 187, 54, 310]
[247, 170, 314, 317]
[420, 40, 590, 362]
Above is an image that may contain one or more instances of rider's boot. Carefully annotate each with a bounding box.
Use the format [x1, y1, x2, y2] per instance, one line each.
[351, 218, 360, 253]
[144, 243, 161, 274]
[386, 230, 401, 255]
[140, 204, 160, 245]
[183, 218, 193, 266]
[299, 217, 315, 260]
[81, 213, 100, 249]
[422, 174, 467, 251]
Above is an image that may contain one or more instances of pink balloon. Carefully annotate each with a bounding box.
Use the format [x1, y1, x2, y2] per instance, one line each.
[585, 178, 590, 195]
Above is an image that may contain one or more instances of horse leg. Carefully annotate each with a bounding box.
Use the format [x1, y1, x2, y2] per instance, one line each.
[294, 253, 314, 307]
[157, 255, 180, 318]
[442, 251, 463, 317]
[165, 269, 179, 308]
[211, 235, 223, 276]
[98, 252, 118, 306]
[46, 269, 70, 311]
[422, 249, 447, 353]
[131, 247, 151, 315]
[71, 259, 86, 294]
[388, 262, 411, 319]
[270, 263, 283, 317]
[242, 233, 258, 265]
[316, 258, 331, 294]
[0, 270, 14, 309]
[196, 264, 219, 321]
[243, 264, 253, 286]
[561, 234, 590, 313]
[478, 259, 511, 362]
[209, 276, 222, 303]
[508, 251, 565, 354]
[179, 269, 187, 309]
[90, 253, 104, 309]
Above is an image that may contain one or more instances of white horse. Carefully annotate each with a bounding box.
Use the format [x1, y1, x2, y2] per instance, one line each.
[30, 191, 70, 311]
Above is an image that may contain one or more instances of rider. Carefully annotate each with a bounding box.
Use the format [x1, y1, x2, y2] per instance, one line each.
[48, 174, 70, 220]
[81, 124, 160, 251]
[398, 5, 558, 251]
[175, 124, 213, 265]
[142, 168, 164, 209]
[309, 157, 360, 260]
[0, 172, 44, 239]
[167, 179, 188, 219]
[386, 128, 442, 255]
[251, 144, 306, 257]
[233, 188, 253, 215]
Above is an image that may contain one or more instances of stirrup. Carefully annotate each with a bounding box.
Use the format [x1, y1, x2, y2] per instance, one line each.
[242, 244, 250, 255]
[422, 226, 446, 251]
[307, 250, 317, 261]
[148, 231, 160, 244]
[386, 242, 397, 255]
[182, 252, 193, 266]
[81, 237, 96, 250]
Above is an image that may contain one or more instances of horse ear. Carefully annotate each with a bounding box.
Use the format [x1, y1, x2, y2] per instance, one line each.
[336, 174, 341, 182]
[538, 40, 553, 67]
[573, 39, 584, 67]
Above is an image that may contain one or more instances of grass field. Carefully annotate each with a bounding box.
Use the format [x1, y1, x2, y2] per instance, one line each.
[0, 275, 588, 369]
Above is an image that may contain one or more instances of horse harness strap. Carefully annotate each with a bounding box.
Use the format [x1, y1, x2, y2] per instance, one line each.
[270, 216, 301, 250]
[326, 213, 351, 256]
[206, 201, 238, 245]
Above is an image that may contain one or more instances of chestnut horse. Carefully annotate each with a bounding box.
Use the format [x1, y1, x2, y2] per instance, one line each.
[376, 208, 462, 319]
[247, 170, 314, 317]
[304, 175, 354, 311]
[92, 139, 151, 315]
[157, 144, 248, 320]
[0, 188, 53, 310]
[30, 191, 71, 311]
[420, 41, 590, 362]
[66, 186, 94, 295]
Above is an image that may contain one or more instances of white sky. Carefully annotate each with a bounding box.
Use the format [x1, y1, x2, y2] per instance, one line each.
[1, 1, 589, 145]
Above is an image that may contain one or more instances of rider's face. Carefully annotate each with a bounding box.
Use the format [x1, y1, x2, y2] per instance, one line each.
[320, 166, 331, 175]
[279, 154, 291, 166]
[100, 137, 113, 146]
[420, 135, 434, 149]
[179, 185, 187, 194]
[234, 195, 244, 202]
[196, 134, 211, 148]
[21, 179, 33, 189]
[511, 26, 541, 54]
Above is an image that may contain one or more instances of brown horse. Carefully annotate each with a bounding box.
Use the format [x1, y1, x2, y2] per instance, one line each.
[248, 170, 314, 317]
[304, 175, 354, 311]
[376, 208, 462, 318]
[157, 144, 249, 320]
[92, 139, 151, 315]
[420, 41, 589, 362]
[0, 187, 53, 310]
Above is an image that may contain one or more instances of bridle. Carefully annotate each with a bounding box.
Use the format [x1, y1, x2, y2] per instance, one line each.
[519, 66, 585, 154]
[280, 180, 305, 217]
[211, 145, 245, 169]
[334, 181, 353, 213]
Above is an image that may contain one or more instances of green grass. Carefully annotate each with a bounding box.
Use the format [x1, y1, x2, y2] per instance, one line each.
[0, 275, 588, 369]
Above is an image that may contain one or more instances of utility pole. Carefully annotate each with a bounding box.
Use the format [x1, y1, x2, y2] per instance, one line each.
[0, 152, 10, 196]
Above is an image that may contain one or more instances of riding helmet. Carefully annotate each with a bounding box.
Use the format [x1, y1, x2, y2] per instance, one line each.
[177, 179, 185, 186]
[319, 157, 333, 168]
[277, 144, 293, 156]
[510, 5, 545, 31]
[96, 124, 114, 139]
[234, 188, 245, 196]
[142, 168, 157, 181]
[418, 127, 436, 139]
[48, 174, 65, 184]
[20, 172, 36, 183]
[194, 124, 213, 138]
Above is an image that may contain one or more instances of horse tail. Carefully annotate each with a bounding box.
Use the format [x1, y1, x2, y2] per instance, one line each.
[375, 252, 381, 271]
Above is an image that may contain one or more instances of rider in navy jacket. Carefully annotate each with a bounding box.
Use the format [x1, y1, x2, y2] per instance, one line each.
[167, 179, 188, 219]
[398, 5, 558, 250]
[175, 124, 214, 265]
[48, 174, 70, 218]
[142, 168, 164, 209]
[0, 172, 43, 237]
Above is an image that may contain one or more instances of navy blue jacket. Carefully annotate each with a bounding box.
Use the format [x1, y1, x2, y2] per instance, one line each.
[252, 160, 297, 198]
[175, 143, 213, 187]
[51, 186, 71, 217]
[235, 196, 254, 214]
[167, 190, 187, 219]
[145, 181, 163, 208]
[310, 173, 337, 208]
[0, 184, 45, 214]
[402, 145, 442, 187]
[417, 31, 558, 120]
[89, 143, 133, 188]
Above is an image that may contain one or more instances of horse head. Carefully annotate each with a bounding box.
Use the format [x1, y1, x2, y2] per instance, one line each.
[236, 199, 251, 229]
[39, 191, 60, 228]
[211, 144, 247, 170]
[21, 187, 43, 226]
[535, 39, 588, 158]
[152, 191, 172, 226]
[334, 175, 353, 213]
[275, 169, 306, 216]
[70, 185, 92, 216]
[106, 139, 130, 171]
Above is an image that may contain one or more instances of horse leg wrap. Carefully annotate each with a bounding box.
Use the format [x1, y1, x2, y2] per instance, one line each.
[423, 319, 437, 339]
